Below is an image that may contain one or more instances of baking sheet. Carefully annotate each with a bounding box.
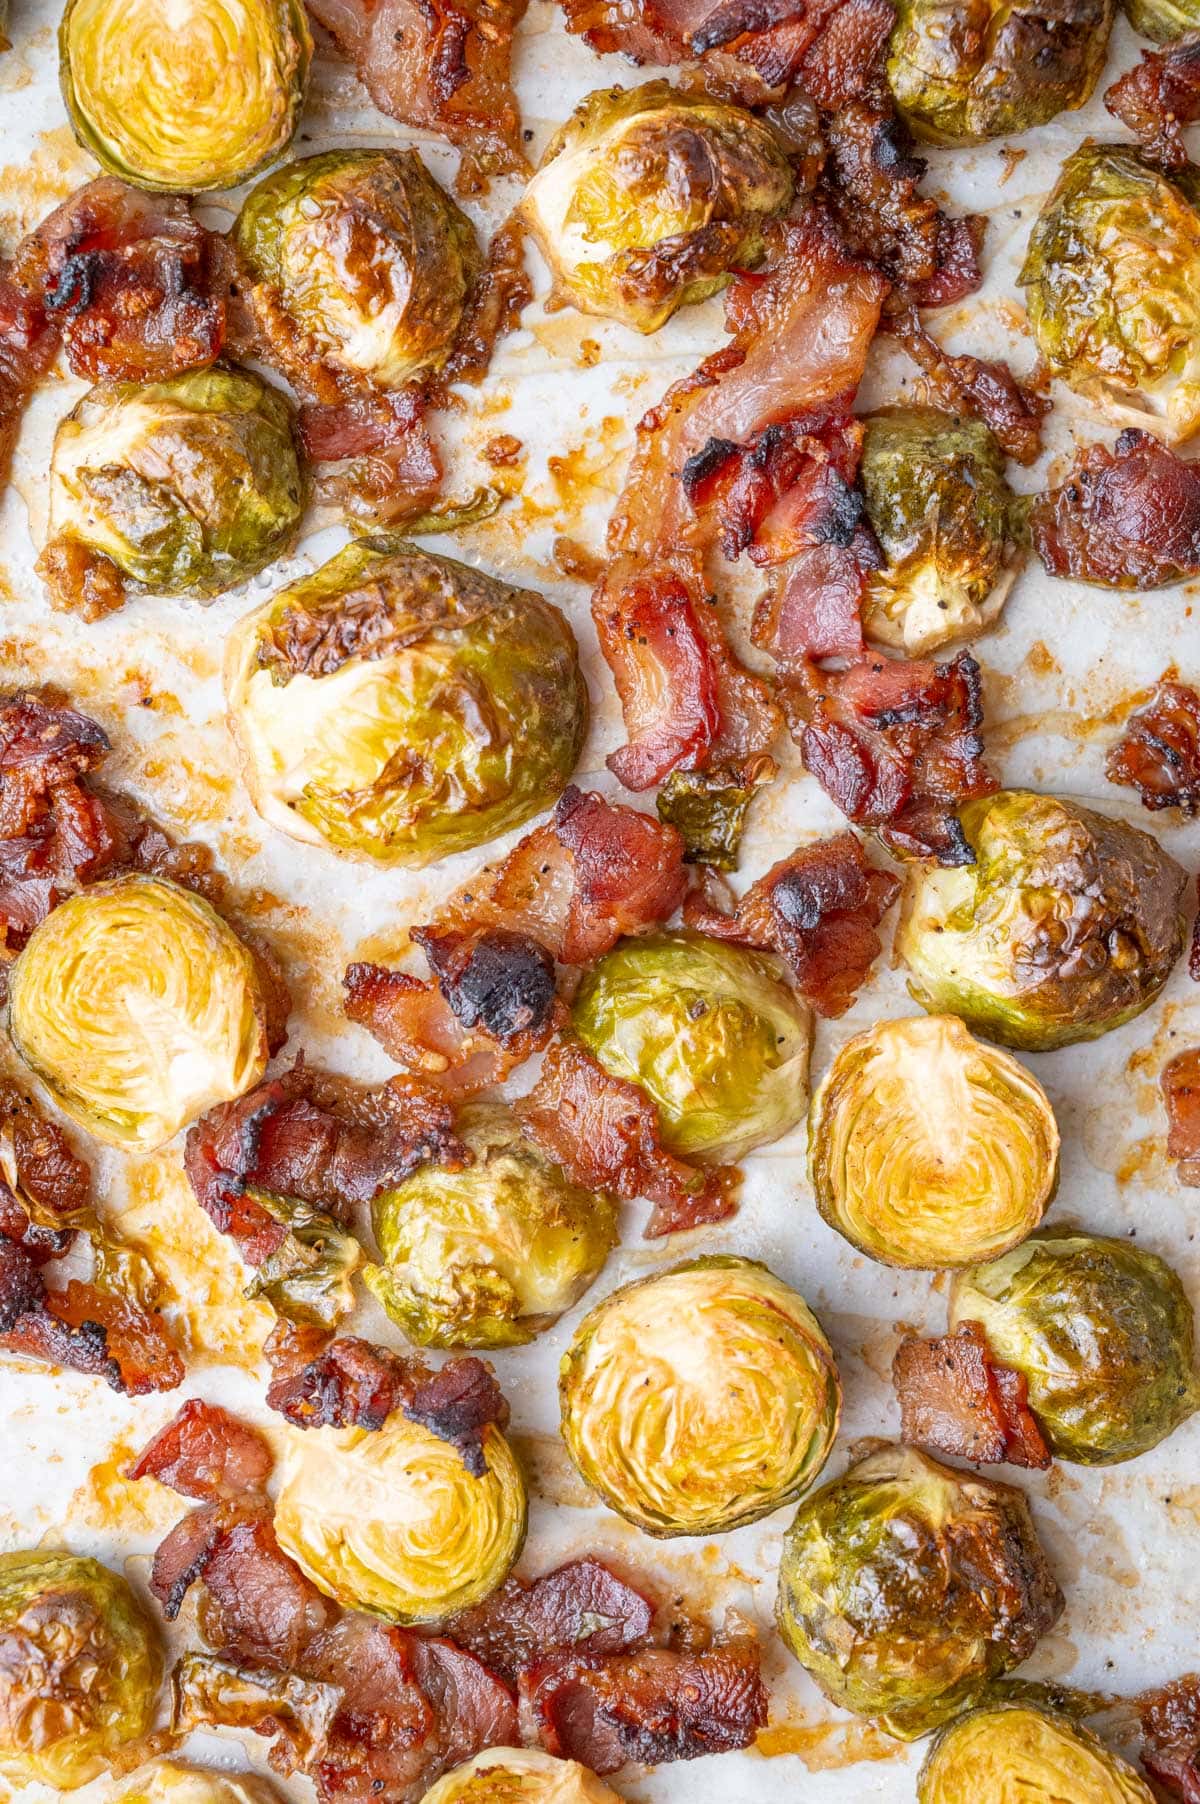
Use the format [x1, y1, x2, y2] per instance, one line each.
[3, 9, 1200, 1800]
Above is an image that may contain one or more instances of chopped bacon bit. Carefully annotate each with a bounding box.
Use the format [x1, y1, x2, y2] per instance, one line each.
[343, 963, 535, 1095]
[894, 1322, 1052, 1470]
[1139, 1674, 1200, 1802]
[684, 830, 898, 1015]
[1163, 1048, 1200, 1186]
[1107, 681, 1200, 815]
[128, 1399, 274, 1500]
[0, 264, 59, 494]
[892, 307, 1048, 466]
[298, 391, 444, 527]
[796, 0, 894, 109]
[1106, 35, 1200, 169]
[43, 1280, 184, 1396]
[415, 926, 559, 1042]
[0, 1077, 91, 1230]
[449, 1559, 656, 1688]
[1031, 430, 1200, 591]
[517, 1040, 740, 1238]
[433, 217, 532, 396]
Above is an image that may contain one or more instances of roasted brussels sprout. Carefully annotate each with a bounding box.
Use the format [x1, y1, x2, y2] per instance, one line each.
[60, 0, 310, 191]
[225, 538, 586, 867]
[571, 932, 811, 1161]
[775, 1444, 1063, 1739]
[950, 1231, 1200, 1462]
[918, 1703, 1156, 1803]
[366, 1105, 617, 1348]
[888, 0, 1112, 145]
[1123, 0, 1200, 37]
[896, 790, 1187, 1051]
[1021, 144, 1200, 445]
[0, 1550, 162, 1788]
[114, 1761, 285, 1804]
[244, 1191, 361, 1330]
[273, 1414, 527, 1623]
[859, 408, 1027, 656]
[559, 1255, 840, 1536]
[234, 149, 483, 391]
[808, 1015, 1058, 1269]
[421, 1748, 625, 1803]
[42, 368, 303, 605]
[8, 875, 271, 1151]
[519, 81, 794, 333]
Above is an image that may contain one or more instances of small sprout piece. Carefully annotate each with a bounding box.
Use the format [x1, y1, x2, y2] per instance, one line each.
[41, 368, 303, 609]
[520, 81, 795, 333]
[225, 538, 586, 867]
[896, 789, 1187, 1051]
[0, 1549, 162, 1788]
[859, 407, 1027, 656]
[273, 1412, 527, 1624]
[1021, 144, 1200, 445]
[420, 1748, 626, 1803]
[655, 757, 774, 869]
[114, 1759, 287, 1803]
[559, 1255, 841, 1537]
[60, 0, 310, 191]
[244, 1194, 362, 1330]
[234, 149, 483, 391]
[1122, 0, 1200, 40]
[8, 875, 271, 1151]
[950, 1231, 1200, 1463]
[888, 0, 1113, 145]
[775, 1444, 1063, 1739]
[366, 1104, 617, 1348]
[571, 931, 811, 1162]
[918, 1703, 1156, 1803]
[809, 1015, 1058, 1269]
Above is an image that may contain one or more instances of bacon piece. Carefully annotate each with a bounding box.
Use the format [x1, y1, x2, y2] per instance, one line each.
[794, 650, 997, 864]
[128, 1399, 274, 1501]
[1106, 35, 1200, 169]
[0, 1077, 92, 1234]
[894, 1323, 1051, 1471]
[1031, 430, 1200, 590]
[1163, 1048, 1200, 1186]
[40, 1279, 184, 1395]
[1140, 1675, 1200, 1802]
[1106, 681, 1200, 815]
[517, 1040, 739, 1238]
[892, 307, 1048, 466]
[559, 0, 864, 97]
[449, 1559, 656, 1688]
[0, 264, 59, 493]
[433, 217, 532, 395]
[684, 830, 898, 1016]
[796, 0, 895, 108]
[298, 391, 444, 528]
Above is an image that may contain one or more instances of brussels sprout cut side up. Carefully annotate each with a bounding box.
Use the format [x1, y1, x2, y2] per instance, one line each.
[61, 0, 310, 190]
[809, 1015, 1059, 1269]
[420, 1748, 627, 1803]
[559, 1256, 841, 1536]
[0, 1550, 162, 1788]
[225, 538, 587, 866]
[1122, 0, 1200, 38]
[918, 1703, 1156, 1803]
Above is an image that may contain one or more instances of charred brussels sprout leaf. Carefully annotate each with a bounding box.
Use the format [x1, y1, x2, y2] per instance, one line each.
[559, 1255, 841, 1536]
[571, 931, 811, 1161]
[225, 538, 587, 867]
[0, 1549, 162, 1788]
[115, 1760, 287, 1803]
[888, 0, 1112, 145]
[809, 1015, 1058, 1269]
[273, 1414, 527, 1623]
[60, 0, 310, 191]
[860, 407, 1027, 656]
[234, 149, 483, 391]
[896, 789, 1187, 1051]
[1122, 0, 1200, 37]
[8, 875, 271, 1151]
[421, 1749, 626, 1802]
[655, 759, 773, 870]
[520, 81, 794, 333]
[244, 1193, 362, 1330]
[366, 1105, 617, 1349]
[1020, 144, 1200, 445]
[775, 1444, 1063, 1739]
[950, 1231, 1200, 1463]
[918, 1703, 1156, 1803]
[42, 368, 304, 604]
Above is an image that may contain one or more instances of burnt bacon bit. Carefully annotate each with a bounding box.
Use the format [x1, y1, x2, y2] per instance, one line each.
[127, 1398, 274, 1500]
[1106, 34, 1200, 169]
[516, 1039, 740, 1238]
[683, 829, 899, 1016]
[1162, 1047, 1200, 1186]
[1139, 1673, 1200, 1801]
[894, 1322, 1052, 1471]
[891, 307, 1048, 466]
[416, 926, 558, 1042]
[1106, 680, 1200, 814]
[448, 1559, 656, 1688]
[1031, 431, 1200, 590]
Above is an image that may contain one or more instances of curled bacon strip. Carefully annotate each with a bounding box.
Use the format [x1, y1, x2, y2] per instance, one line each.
[1031, 430, 1200, 591]
[128, 1398, 274, 1500]
[891, 307, 1048, 467]
[1140, 1675, 1200, 1802]
[1106, 35, 1200, 169]
[449, 1559, 656, 1688]
[893, 1322, 1051, 1471]
[1163, 1048, 1200, 1187]
[1107, 680, 1200, 815]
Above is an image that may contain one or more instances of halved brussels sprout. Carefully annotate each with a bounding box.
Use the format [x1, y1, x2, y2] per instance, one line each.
[887, 0, 1112, 145]
[0, 1550, 162, 1789]
[571, 932, 811, 1161]
[896, 790, 1187, 1052]
[245, 1192, 362, 1330]
[520, 81, 794, 334]
[60, 0, 310, 191]
[1123, 0, 1200, 37]
[860, 408, 1027, 656]
[808, 1015, 1058, 1269]
[918, 1703, 1156, 1803]
[9, 875, 271, 1151]
[114, 1760, 285, 1804]
[950, 1231, 1200, 1463]
[1020, 144, 1200, 445]
[366, 1105, 617, 1349]
[42, 368, 304, 604]
[234, 149, 483, 391]
[775, 1444, 1063, 1739]
[420, 1748, 625, 1803]
[273, 1414, 527, 1624]
[225, 538, 586, 867]
[559, 1255, 840, 1537]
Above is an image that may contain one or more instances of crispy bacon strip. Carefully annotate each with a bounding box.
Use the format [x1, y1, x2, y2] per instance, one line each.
[1163, 1048, 1200, 1186]
[892, 307, 1048, 466]
[683, 830, 898, 1015]
[1106, 35, 1200, 169]
[517, 1040, 739, 1237]
[449, 1559, 656, 1688]
[1140, 1674, 1200, 1801]
[1031, 430, 1200, 590]
[1106, 681, 1200, 815]
[433, 217, 533, 395]
[894, 1322, 1051, 1471]
[128, 1399, 274, 1500]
